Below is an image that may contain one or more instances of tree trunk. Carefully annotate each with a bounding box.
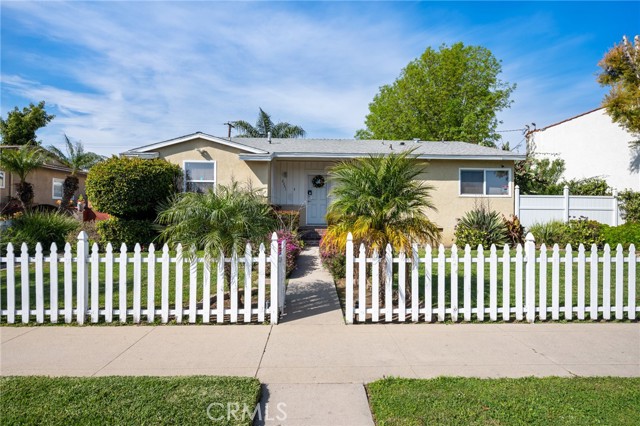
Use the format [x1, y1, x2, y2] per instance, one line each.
[15, 181, 34, 211]
[60, 175, 79, 212]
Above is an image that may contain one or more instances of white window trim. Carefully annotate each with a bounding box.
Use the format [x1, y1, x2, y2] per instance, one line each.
[183, 160, 216, 192]
[52, 178, 64, 200]
[0, 171, 5, 189]
[459, 168, 511, 197]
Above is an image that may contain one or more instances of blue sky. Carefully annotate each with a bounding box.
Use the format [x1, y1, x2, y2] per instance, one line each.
[1, 1, 638, 156]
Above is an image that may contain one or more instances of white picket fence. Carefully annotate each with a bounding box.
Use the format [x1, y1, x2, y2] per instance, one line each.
[0, 232, 287, 325]
[345, 233, 639, 323]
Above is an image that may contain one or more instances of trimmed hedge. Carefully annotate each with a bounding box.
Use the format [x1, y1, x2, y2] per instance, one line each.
[86, 157, 182, 220]
[96, 217, 157, 247]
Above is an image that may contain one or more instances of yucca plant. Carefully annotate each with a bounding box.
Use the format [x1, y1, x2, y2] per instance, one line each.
[156, 181, 277, 257]
[454, 204, 508, 247]
[47, 135, 104, 212]
[323, 149, 441, 255]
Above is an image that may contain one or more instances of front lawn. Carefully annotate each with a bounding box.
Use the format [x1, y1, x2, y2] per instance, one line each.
[0, 376, 261, 426]
[367, 377, 640, 426]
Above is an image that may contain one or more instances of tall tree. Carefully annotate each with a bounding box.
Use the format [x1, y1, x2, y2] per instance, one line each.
[0, 101, 55, 146]
[0, 145, 48, 209]
[597, 35, 640, 145]
[322, 149, 441, 254]
[234, 108, 305, 138]
[47, 135, 105, 211]
[356, 42, 515, 147]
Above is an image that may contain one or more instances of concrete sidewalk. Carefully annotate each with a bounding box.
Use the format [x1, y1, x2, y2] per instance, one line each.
[1, 247, 639, 425]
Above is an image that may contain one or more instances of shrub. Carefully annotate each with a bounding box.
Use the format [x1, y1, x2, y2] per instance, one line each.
[156, 181, 277, 256]
[601, 223, 640, 248]
[454, 205, 508, 247]
[0, 211, 79, 253]
[96, 217, 157, 248]
[320, 235, 346, 281]
[565, 177, 611, 196]
[66, 220, 101, 250]
[274, 209, 301, 232]
[527, 220, 566, 246]
[272, 230, 304, 276]
[563, 218, 604, 247]
[504, 215, 524, 246]
[86, 157, 182, 220]
[618, 189, 640, 222]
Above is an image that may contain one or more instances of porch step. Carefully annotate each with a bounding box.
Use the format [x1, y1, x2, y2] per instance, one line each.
[299, 227, 327, 246]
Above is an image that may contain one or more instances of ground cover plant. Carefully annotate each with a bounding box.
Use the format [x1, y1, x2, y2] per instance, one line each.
[367, 377, 640, 426]
[0, 376, 260, 426]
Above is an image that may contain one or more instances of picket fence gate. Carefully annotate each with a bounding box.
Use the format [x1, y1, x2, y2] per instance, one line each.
[0, 232, 287, 325]
[345, 233, 639, 324]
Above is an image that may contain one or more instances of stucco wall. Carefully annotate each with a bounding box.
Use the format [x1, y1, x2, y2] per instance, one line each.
[154, 137, 270, 193]
[0, 167, 87, 208]
[273, 158, 515, 245]
[532, 109, 639, 191]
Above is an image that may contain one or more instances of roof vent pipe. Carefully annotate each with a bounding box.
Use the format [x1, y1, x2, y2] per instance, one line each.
[413, 138, 420, 143]
[268, 131, 272, 144]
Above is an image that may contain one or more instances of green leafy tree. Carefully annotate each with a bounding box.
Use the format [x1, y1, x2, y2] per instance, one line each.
[47, 135, 105, 211]
[0, 145, 48, 209]
[356, 42, 515, 147]
[156, 181, 277, 256]
[234, 108, 305, 138]
[597, 35, 640, 144]
[323, 149, 441, 254]
[514, 139, 565, 195]
[0, 101, 55, 146]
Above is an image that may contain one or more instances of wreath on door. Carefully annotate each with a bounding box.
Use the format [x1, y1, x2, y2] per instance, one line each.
[311, 175, 325, 188]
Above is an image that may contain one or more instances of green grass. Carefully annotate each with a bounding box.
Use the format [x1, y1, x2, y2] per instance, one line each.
[0, 252, 272, 324]
[0, 376, 261, 426]
[367, 377, 640, 426]
[338, 248, 640, 321]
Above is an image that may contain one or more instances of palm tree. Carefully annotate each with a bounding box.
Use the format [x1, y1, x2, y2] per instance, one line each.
[47, 135, 104, 211]
[234, 108, 305, 138]
[156, 181, 277, 257]
[323, 149, 441, 255]
[0, 145, 48, 210]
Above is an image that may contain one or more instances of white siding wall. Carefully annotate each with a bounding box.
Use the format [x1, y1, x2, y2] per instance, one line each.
[272, 160, 335, 206]
[532, 109, 639, 191]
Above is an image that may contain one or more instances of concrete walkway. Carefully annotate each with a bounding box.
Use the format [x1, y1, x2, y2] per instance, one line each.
[1, 247, 639, 425]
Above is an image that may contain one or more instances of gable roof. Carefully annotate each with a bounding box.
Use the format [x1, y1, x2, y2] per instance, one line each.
[125, 132, 525, 161]
[532, 107, 605, 133]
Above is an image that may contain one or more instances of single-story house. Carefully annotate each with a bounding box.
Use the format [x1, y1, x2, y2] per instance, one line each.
[0, 163, 87, 211]
[124, 132, 525, 243]
[530, 107, 639, 191]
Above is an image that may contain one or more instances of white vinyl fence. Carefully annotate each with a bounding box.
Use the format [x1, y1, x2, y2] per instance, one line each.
[0, 232, 287, 325]
[515, 185, 622, 227]
[345, 233, 638, 324]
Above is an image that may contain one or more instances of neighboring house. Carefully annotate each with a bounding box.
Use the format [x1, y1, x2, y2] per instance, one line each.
[0, 164, 87, 210]
[124, 132, 525, 243]
[530, 107, 639, 191]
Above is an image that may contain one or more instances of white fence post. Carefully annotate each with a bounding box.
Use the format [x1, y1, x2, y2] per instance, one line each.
[270, 232, 279, 324]
[76, 231, 89, 325]
[345, 233, 354, 324]
[612, 189, 619, 226]
[563, 185, 570, 222]
[525, 232, 536, 323]
[514, 184, 520, 218]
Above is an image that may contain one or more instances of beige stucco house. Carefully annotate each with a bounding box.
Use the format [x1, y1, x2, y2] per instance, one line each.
[0, 164, 87, 211]
[125, 132, 525, 243]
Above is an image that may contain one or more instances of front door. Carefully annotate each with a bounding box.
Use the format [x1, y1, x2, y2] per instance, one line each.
[306, 174, 328, 225]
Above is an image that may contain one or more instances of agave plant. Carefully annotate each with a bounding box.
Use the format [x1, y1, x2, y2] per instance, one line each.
[454, 203, 508, 247]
